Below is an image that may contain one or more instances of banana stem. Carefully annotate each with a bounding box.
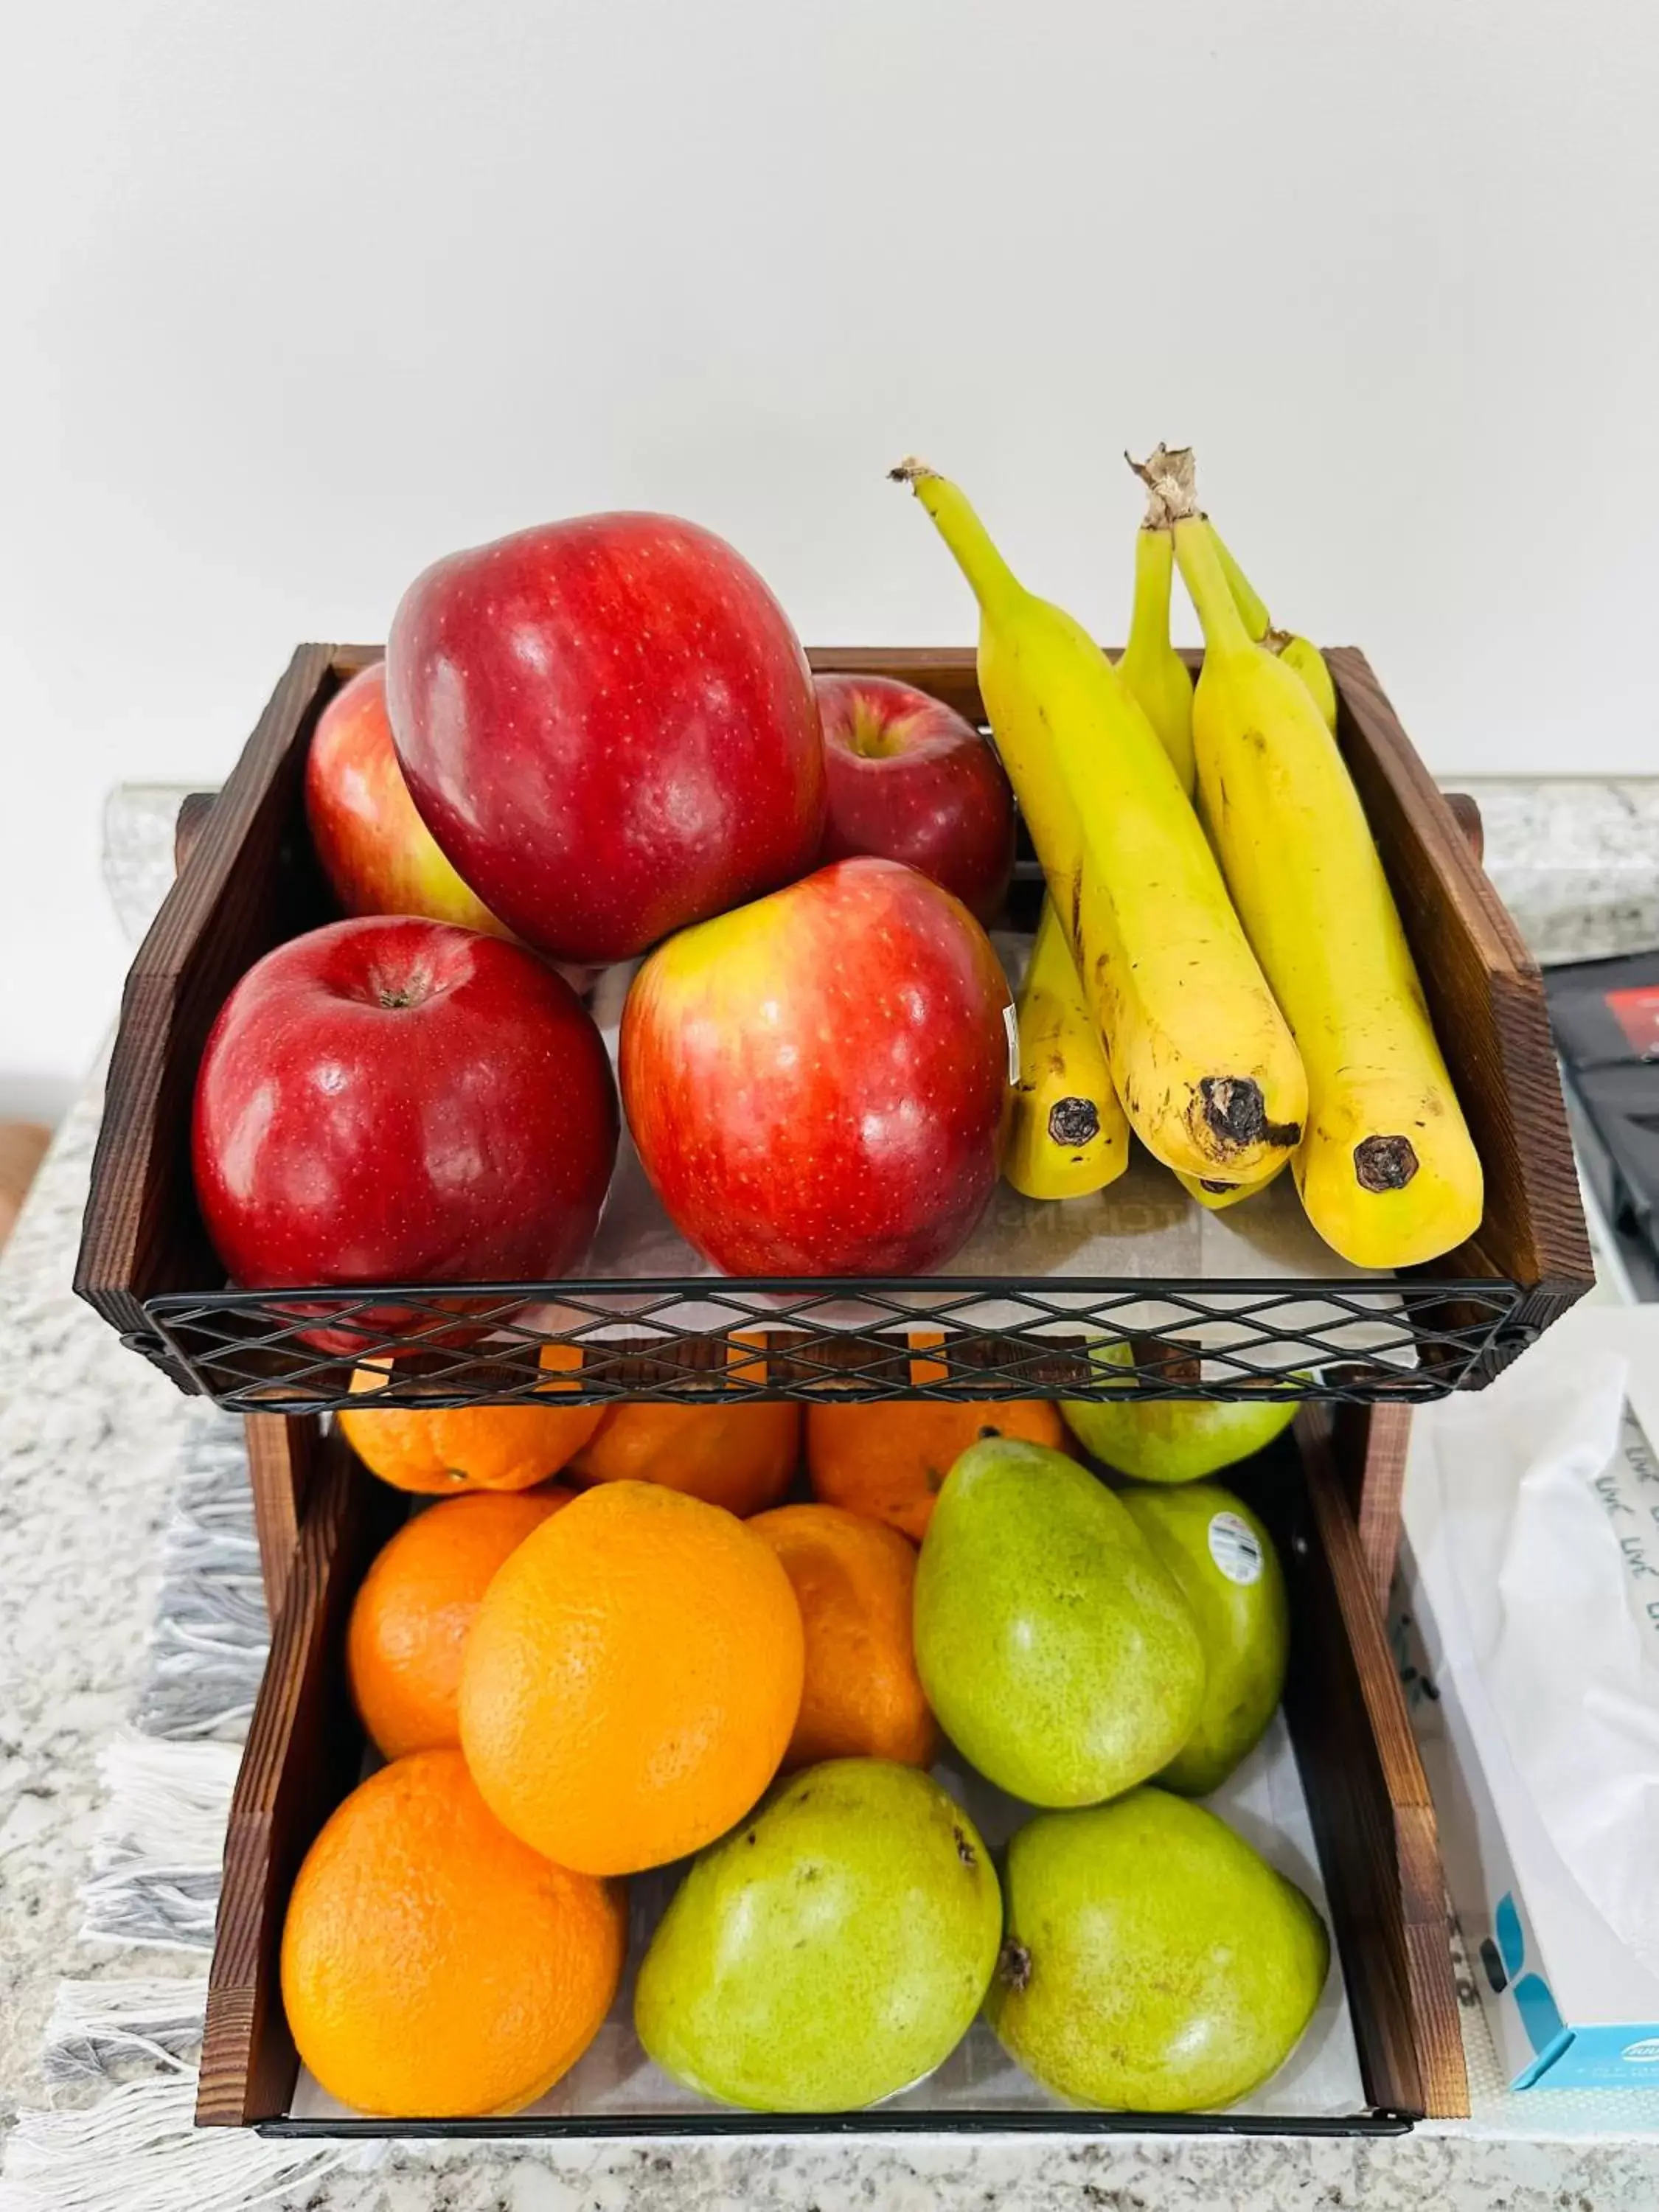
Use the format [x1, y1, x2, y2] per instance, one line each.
[1209, 532, 1273, 643]
[1173, 516, 1258, 658]
[1125, 445, 1196, 530]
[1127, 525, 1176, 658]
[889, 460, 1023, 614]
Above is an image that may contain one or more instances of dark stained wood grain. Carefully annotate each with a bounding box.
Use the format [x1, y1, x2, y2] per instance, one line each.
[174, 793, 218, 876]
[1442, 791, 1484, 866]
[1267, 1409, 1468, 2120]
[1332, 1400, 1416, 1610]
[243, 1414, 323, 1622]
[197, 1425, 399, 2126]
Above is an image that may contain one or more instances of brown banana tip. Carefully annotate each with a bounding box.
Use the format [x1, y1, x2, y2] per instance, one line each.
[1047, 1097, 1102, 1148]
[1196, 1076, 1300, 1159]
[888, 456, 937, 487]
[1354, 1135, 1420, 1192]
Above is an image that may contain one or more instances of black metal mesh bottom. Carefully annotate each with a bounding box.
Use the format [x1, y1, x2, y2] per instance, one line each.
[130, 1273, 1532, 1411]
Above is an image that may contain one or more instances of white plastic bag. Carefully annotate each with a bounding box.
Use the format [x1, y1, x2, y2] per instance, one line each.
[1418, 1308, 1659, 1975]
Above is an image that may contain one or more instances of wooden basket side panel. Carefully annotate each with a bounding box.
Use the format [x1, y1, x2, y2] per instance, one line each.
[807, 647, 984, 726]
[197, 1427, 397, 2125]
[1327, 648, 1588, 1300]
[1276, 1411, 1467, 2120]
[75, 645, 345, 1332]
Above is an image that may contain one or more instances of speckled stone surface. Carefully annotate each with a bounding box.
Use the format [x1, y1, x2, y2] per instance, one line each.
[100, 785, 198, 949]
[1456, 777, 1659, 964]
[191, 2126, 1659, 2211]
[2, 782, 1658, 2207]
[0, 1068, 188, 2122]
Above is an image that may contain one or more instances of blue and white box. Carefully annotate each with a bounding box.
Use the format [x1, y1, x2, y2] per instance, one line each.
[1399, 1306, 1659, 2092]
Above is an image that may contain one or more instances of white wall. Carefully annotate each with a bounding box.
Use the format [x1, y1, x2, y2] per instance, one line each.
[4, 0, 1657, 1108]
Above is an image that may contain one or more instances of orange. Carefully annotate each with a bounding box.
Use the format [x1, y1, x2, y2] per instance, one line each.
[806, 1399, 1067, 1540]
[279, 1748, 625, 2117]
[459, 1481, 804, 1875]
[568, 1399, 799, 1516]
[347, 1489, 574, 1759]
[750, 1503, 939, 1770]
[338, 1354, 605, 1493]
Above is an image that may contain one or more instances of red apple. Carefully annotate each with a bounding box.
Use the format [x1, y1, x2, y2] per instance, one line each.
[815, 673, 1015, 924]
[386, 512, 827, 964]
[620, 857, 1012, 1275]
[192, 917, 618, 1346]
[304, 661, 509, 935]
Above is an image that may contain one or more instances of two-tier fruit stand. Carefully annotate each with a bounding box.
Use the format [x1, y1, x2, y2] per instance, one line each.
[76, 642, 1592, 2138]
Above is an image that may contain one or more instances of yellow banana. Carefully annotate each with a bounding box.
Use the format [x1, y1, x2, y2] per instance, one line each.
[1119, 460, 1270, 1214]
[1170, 488, 1483, 1270]
[1114, 524, 1194, 794]
[1005, 895, 1130, 1199]
[1133, 446, 1338, 733]
[1210, 526, 1340, 734]
[891, 459, 1306, 1183]
[1174, 1158, 1288, 1212]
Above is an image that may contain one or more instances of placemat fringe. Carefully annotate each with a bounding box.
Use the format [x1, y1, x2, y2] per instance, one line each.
[0, 2078, 369, 2212]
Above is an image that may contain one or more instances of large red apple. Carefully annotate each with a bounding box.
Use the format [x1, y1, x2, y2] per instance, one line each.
[386, 512, 827, 964]
[192, 917, 618, 1345]
[815, 673, 1015, 924]
[304, 661, 509, 935]
[620, 857, 1012, 1275]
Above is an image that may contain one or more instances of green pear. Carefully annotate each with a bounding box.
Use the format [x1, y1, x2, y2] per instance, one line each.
[1060, 1381, 1298, 1485]
[634, 1759, 1001, 2111]
[1119, 1482, 1288, 1795]
[912, 1438, 1204, 1806]
[987, 1787, 1329, 2111]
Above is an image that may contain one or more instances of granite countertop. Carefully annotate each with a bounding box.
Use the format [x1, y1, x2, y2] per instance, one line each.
[1, 781, 1658, 2211]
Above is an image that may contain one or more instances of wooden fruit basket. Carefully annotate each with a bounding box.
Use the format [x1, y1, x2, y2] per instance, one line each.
[75, 641, 1589, 1417]
[76, 644, 1501, 2135]
[198, 1408, 1468, 2132]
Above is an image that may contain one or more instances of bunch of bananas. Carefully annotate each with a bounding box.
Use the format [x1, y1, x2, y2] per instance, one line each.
[894, 449, 1483, 1273]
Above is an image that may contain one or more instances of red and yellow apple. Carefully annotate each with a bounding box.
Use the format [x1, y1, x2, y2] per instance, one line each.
[620, 857, 1012, 1275]
[304, 661, 508, 934]
[386, 512, 827, 964]
[815, 673, 1015, 924]
[192, 917, 618, 1348]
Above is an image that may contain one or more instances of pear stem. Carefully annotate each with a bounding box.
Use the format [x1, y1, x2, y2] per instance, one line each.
[996, 1937, 1034, 1993]
[890, 459, 1023, 613]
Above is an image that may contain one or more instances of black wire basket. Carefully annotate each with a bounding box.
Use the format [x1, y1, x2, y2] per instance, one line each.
[77, 643, 1593, 1413]
[122, 1270, 1531, 1413]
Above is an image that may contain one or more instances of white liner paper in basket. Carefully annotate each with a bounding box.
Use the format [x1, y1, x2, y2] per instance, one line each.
[515, 952, 1417, 1385]
[289, 1708, 1365, 2126]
